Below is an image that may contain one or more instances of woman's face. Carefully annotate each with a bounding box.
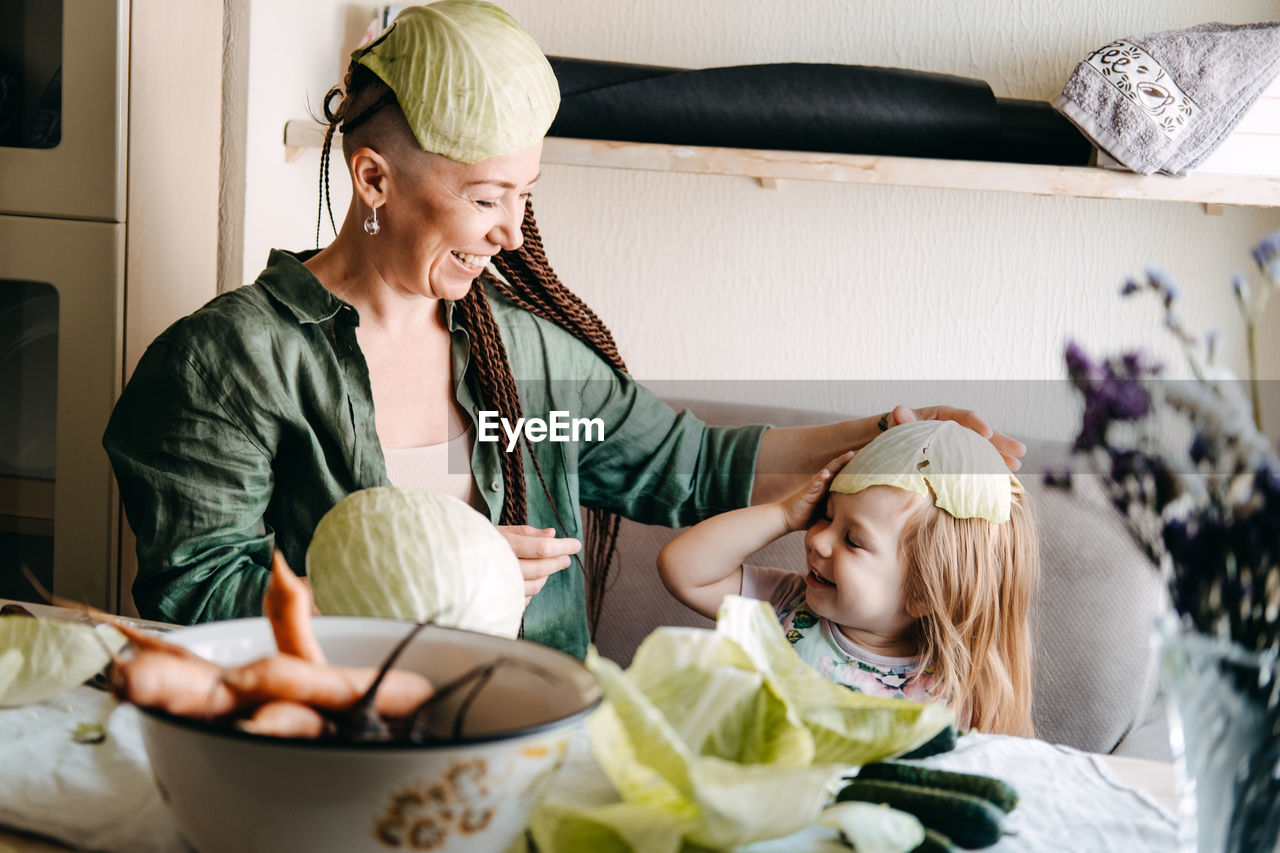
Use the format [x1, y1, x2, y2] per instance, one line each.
[802, 486, 926, 656]
[381, 141, 543, 301]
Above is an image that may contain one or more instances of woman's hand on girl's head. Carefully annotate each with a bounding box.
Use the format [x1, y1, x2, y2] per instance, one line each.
[888, 404, 1026, 472]
[780, 451, 856, 533]
[496, 525, 582, 603]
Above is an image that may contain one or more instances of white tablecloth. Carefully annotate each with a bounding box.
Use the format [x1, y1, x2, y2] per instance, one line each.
[0, 687, 1176, 853]
[0, 687, 184, 853]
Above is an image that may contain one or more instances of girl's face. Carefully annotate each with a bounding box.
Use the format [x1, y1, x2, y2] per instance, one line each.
[802, 486, 926, 656]
[381, 141, 543, 301]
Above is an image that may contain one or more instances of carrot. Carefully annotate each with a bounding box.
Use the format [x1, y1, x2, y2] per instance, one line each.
[222, 656, 435, 718]
[109, 650, 238, 718]
[108, 621, 203, 661]
[237, 700, 330, 739]
[65, 559, 439, 740]
[263, 549, 326, 664]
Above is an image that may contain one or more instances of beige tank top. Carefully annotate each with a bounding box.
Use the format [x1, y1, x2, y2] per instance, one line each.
[381, 431, 482, 511]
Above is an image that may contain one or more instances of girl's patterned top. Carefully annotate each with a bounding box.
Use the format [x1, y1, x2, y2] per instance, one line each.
[742, 564, 940, 703]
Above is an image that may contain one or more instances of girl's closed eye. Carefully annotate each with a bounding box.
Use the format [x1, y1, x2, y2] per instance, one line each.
[473, 198, 498, 209]
[844, 533, 862, 550]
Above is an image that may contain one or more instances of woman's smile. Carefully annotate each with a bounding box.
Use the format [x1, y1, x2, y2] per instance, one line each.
[451, 250, 490, 271]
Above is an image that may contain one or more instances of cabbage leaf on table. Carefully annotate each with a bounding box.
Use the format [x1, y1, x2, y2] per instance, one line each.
[528, 596, 952, 852]
[0, 616, 125, 707]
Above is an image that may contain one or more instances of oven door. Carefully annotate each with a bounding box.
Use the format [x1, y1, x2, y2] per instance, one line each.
[0, 0, 128, 221]
[0, 214, 124, 609]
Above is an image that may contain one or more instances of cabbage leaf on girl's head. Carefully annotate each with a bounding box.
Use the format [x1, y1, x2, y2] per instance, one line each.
[528, 596, 952, 852]
[831, 420, 1020, 524]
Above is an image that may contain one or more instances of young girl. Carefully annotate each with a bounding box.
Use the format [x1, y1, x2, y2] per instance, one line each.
[658, 420, 1039, 736]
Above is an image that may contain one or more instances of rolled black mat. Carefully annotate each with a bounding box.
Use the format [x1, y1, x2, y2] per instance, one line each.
[996, 97, 1094, 165]
[547, 56, 1091, 166]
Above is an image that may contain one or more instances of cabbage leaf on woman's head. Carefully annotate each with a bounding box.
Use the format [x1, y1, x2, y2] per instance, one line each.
[353, 0, 560, 164]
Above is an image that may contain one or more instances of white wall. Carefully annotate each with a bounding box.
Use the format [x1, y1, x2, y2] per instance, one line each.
[243, 0, 1280, 441]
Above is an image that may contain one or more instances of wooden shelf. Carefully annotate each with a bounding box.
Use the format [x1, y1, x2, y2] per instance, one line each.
[283, 119, 1280, 209]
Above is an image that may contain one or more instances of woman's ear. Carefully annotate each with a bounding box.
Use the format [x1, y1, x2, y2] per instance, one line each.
[350, 146, 391, 209]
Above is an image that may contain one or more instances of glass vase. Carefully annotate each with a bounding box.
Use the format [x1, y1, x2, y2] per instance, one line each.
[1160, 617, 1280, 853]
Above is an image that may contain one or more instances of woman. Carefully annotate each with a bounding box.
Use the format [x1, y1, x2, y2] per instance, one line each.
[103, 1, 1023, 659]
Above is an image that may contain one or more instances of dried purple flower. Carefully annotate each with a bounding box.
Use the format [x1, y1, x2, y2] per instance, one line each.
[1042, 467, 1073, 489]
[1064, 340, 1096, 382]
[1189, 432, 1213, 465]
[1146, 266, 1180, 305]
[1204, 328, 1219, 364]
[1251, 229, 1280, 282]
[1232, 272, 1251, 305]
[1067, 240, 1280, 654]
[1068, 346, 1158, 452]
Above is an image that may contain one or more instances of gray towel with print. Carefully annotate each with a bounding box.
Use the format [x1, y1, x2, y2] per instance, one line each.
[1054, 21, 1280, 175]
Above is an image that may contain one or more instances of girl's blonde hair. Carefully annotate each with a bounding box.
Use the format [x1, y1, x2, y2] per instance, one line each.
[898, 483, 1039, 736]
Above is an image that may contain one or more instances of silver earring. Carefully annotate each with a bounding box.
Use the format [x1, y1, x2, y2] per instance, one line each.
[363, 206, 380, 235]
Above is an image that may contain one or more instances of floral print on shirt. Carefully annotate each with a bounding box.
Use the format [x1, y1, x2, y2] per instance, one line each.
[777, 593, 939, 704]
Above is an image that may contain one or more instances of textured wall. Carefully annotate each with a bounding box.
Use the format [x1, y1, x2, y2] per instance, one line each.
[242, 0, 1280, 439]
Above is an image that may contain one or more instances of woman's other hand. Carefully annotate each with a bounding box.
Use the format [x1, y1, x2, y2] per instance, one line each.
[496, 525, 581, 603]
[889, 404, 1026, 472]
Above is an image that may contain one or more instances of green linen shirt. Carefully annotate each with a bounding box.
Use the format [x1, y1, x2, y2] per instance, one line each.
[103, 249, 765, 658]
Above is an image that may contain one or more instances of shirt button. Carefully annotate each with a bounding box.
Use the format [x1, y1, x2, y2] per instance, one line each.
[490, 480, 501, 492]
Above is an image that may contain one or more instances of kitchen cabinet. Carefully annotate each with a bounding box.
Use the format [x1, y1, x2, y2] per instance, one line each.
[0, 0, 221, 614]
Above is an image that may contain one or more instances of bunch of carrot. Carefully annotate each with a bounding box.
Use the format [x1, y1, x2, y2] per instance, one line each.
[105, 551, 436, 739]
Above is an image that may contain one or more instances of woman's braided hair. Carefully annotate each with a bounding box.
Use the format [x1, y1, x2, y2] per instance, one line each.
[318, 64, 625, 631]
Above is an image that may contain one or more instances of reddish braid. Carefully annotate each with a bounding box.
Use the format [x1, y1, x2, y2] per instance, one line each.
[490, 206, 624, 369]
[471, 201, 626, 632]
[452, 285, 527, 527]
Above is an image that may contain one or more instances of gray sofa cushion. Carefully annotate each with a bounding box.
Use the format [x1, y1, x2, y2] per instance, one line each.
[591, 398, 1171, 760]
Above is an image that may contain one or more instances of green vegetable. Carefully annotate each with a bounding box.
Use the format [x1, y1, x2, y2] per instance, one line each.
[307, 488, 524, 638]
[528, 596, 954, 852]
[912, 828, 961, 853]
[836, 779, 1005, 849]
[72, 722, 107, 744]
[855, 763, 1019, 813]
[896, 724, 958, 759]
[0, 616, 125, 707]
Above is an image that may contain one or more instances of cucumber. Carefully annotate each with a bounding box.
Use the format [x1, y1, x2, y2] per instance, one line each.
[898, 724, 958, 759]
[912, 829, 960, 853]
[856, 762, 1020, 813]
[835, 779, 1004, 849]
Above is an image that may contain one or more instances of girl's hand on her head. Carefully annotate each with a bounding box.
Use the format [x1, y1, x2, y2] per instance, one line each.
[496, 525, 582, 603]
[889, 404, 1026, 472]
[780, 451, 855, 533]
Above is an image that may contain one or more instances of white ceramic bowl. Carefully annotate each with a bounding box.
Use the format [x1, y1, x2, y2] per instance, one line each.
[136, 617, 601, 853]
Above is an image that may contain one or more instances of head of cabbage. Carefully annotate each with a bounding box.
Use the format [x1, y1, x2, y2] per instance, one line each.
[306, 488, 525, 638]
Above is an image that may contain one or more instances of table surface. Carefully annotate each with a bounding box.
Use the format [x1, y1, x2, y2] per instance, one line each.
[0, 734, 1181, 852]
[0, 599, 1180, 851]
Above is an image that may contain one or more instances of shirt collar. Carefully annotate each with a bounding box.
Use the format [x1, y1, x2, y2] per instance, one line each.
[257, 249, 350, 325]
[258, 249, 479, 332]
